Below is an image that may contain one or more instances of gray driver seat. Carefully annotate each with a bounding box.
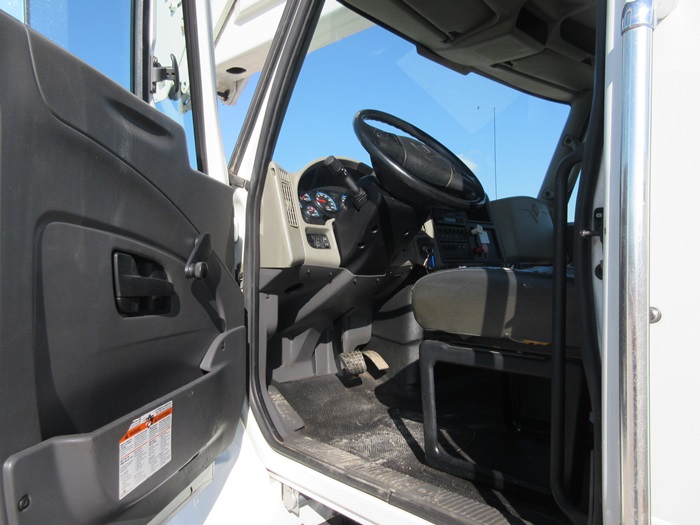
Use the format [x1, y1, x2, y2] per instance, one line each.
[414, 196, 580, 348]
[411, 196, 584, 493]
[412, 265, 579, 348]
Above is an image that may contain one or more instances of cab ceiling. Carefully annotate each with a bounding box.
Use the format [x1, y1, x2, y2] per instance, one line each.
[340, 0, 597, 103]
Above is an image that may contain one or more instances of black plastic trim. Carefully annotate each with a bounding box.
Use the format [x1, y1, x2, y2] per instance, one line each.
[131, 0, 150, 100]
[181, 0, 208, 174]
[552, 147, 586, 525]
[573, 0, 606, 523]
[0, 12, 245, 521]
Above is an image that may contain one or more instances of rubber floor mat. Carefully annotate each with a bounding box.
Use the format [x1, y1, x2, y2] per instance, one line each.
[274, 370, 565, 524]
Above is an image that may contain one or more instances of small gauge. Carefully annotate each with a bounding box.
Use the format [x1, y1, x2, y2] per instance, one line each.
[315, 191, 338, 213]
[299, 191, 313, 203]
[303, 205, 321, 221]
[341, 194, 348, 206]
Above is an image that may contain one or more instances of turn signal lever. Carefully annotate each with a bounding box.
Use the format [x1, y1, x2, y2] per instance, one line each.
[324, 156, 367, 210]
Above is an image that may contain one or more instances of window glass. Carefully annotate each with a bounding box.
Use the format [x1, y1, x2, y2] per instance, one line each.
[0, 0, 24, 21]
[568, 175, 580, 222]
[218, 72, 261, 160]
[214, 0, 285, 167]
[23, 0, 132, 90]
[151, 0, 197, 169]
[274, 3, 570, 202]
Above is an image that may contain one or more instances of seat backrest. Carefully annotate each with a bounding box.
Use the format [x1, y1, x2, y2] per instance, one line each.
[490, 197, 554, 265]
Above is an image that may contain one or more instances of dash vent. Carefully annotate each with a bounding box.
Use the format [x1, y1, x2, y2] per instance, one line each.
[279, 170, 299, 229]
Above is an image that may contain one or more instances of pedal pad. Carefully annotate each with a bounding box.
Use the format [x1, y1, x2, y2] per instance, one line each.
[361, 350, 389, 371]
[339, 350, 367, 376]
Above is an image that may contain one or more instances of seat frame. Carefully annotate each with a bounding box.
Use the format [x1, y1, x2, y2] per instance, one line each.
[420, 339, 589, 496]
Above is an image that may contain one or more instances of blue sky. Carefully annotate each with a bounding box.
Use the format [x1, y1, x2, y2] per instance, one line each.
[4, 1, 570, 203]
[221, 24, 570, 201]
[14, 0, 132, 90]
[1, 0, 21, 19]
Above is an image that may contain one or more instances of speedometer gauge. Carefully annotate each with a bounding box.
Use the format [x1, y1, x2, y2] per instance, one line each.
[315, 191, 338, 213]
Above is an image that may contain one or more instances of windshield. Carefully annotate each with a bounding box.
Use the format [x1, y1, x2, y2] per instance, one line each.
[274, 6, 570, 201]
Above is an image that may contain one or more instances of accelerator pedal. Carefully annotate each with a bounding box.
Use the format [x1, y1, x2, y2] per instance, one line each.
[339, 350, 367, 376]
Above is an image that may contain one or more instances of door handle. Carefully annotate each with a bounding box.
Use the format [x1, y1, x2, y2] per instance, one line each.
[117, 273, 174, 298]
[113, 252, 174, 315]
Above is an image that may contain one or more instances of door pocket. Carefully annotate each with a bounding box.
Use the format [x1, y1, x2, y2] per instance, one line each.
[3, 327, 246, 525]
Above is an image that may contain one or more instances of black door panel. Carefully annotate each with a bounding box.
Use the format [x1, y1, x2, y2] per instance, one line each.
[0, 11, 245, 525]
[38, 224, 225, 434]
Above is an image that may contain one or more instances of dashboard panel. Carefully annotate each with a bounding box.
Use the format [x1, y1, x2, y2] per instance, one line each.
[429, 207, 503, 267]
[260, 159, 373, 270]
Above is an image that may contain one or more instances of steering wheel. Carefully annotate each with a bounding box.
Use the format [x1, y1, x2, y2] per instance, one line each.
[353, 109, 486, 210]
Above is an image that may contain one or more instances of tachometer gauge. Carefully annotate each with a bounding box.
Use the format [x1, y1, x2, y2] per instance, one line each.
[303, 205, 321, 221]
[315, 191, 338, 213]
[299, 191, 313, 203]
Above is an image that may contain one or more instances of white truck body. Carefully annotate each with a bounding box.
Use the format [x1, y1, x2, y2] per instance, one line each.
[0, 1, 697, 524]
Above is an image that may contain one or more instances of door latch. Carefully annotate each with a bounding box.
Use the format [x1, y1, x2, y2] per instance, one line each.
[580, 208, 604, 240]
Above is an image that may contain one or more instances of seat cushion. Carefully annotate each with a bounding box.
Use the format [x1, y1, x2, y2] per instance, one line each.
[411, 267, 579, 347]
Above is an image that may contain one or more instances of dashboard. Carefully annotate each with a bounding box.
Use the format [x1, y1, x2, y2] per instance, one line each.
[260, 157, 505, 275]
[258, 156, 507, 337]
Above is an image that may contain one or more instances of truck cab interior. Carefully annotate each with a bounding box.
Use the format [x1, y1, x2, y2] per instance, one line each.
[247, 0, 603, 523]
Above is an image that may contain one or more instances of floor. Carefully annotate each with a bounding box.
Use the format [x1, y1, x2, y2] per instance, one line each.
[274, 366, 566, 524]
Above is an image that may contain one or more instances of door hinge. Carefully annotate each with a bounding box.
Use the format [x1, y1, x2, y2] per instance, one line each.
[229, 172, 250, 191]
[151, 54, 180, 100]
[282, 484, 302, 516]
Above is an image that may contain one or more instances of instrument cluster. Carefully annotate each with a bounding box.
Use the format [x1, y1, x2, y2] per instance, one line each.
[299, 186, 348, 224]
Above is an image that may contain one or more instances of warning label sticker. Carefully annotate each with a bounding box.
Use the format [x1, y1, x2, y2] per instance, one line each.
[118, 400, 173, 500]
